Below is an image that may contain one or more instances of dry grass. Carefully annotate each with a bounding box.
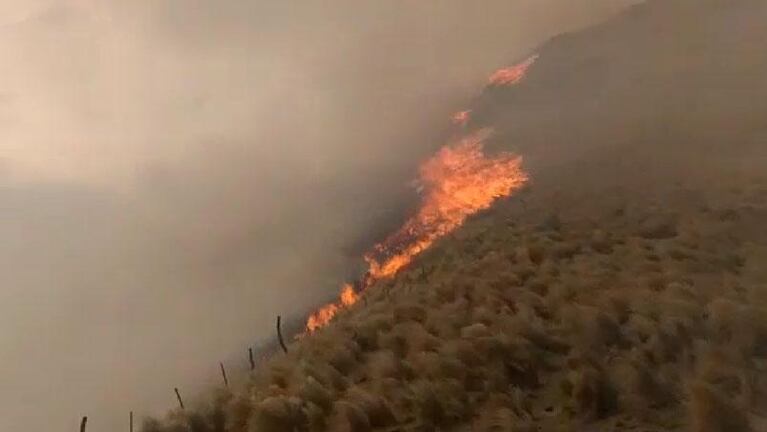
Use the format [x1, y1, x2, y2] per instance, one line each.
[138, 1, 767, 430]
[139, 164, 767, 431]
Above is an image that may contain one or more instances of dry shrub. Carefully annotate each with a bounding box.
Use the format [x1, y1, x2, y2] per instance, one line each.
[141, 418, 165, 432]
[591, 229, 613, 254]
[303, 401, 327, 431]
[706, 298, 742, 343]
[378, 332, 408, 358]
[248, 396, 303, 432]
[472, 305, 497, 325]
[353, 314, 391, 351]
[224, 394, 252, 432]
[461, 322, 491, 339]
[345, 386, 396, 427]
[411, 378, 469, 426]
[440, 339, 481, 367]
[689, 382, 752, 432]
[490, 272, 522, 291]
[615, 359, 675, 411]
[527, 243, 547, 265]
[569, 366, 618, 421]
[521, 327, 570, 355]
[366, 350, 404, 380]
[526, 276, 551, 297]
[551, 241, 581, 260]
[695, 350, 747, 401]
[300, 376, 334, 413]
[302, 360, 347, 393]
[513, 264, 537, 283]
[394, 321, 441, 353]
[411, 351, 443, 380]
[324, 342, 359, 375]
[333, 401, 371, 432]
[565, 305, 622, 351]
[394, 303, 427, 323]
[638, 215, 678, 239]
[267, 361, 294, 389]
[748, 283, 767, 305]
[625, 313, 657, 345]
[473, 406, 536, 432]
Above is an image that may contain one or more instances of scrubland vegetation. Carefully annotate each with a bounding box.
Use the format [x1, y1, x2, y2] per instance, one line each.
[142, 159, 767, 431]
[141, 1, 767, 430]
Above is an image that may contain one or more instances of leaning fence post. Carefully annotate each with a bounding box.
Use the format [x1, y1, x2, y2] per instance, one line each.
[80, 416, 88, 432]
[276, 315, 288, 354]
[219, 362, 229, 388]
[174, 387, 185, 410]
[248, 348, 256, 371]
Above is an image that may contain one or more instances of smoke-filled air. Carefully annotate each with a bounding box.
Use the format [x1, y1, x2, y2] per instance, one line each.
[5, 1, 767, 431]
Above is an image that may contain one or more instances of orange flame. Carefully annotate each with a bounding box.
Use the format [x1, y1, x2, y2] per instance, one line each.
[306, 283, 358, 332]
[452, 110, 471, 127]
[305, 54, 539, 332]
[488, 54, 539, 86]
[305, 131, 528, 331]
[364, 130, 527, 282]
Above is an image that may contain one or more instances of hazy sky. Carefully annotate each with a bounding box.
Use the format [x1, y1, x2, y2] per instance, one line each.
[0, 1, 635, 429]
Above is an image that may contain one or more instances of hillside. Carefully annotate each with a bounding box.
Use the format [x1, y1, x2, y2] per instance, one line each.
[143, 1, 767, 431]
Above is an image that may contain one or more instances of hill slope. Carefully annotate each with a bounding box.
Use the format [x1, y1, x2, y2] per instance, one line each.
[144, 1, 767, 431]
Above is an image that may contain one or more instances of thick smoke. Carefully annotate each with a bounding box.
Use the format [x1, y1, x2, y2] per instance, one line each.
[0, 1, 636, 429]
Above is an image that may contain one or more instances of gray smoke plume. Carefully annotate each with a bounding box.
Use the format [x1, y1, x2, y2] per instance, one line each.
[0, 1, 636, 429]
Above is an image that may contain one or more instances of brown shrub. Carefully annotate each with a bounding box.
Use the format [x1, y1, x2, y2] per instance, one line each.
[394, 304, 428, 323]
[326, 342, 359, 375]
[334, 401, 371, 432]
[248, 396, 303, 432]
[461, 323, 491, 339]
[224, 394, 253, 432]
[569, 366, 618, 421]
[411, 379, 469, 426]
[689, 382, 752, 432]
[300, 376, 334, 413]
[366, 350, 404, 381]
[303, 401, 327, 431]
[591, 229, 613, 254]
[345, 387, 396, 427]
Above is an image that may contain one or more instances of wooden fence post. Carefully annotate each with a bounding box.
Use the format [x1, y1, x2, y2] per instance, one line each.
[219, 362, 229, 388]
[276, 315, 288, 354]
[174, 387, 185, 410]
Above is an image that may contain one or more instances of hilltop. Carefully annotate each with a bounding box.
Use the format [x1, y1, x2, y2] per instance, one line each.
[144, 1, 767, 431]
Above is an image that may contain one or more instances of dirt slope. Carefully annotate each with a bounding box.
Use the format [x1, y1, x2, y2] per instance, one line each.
[144, 1, 767, 431]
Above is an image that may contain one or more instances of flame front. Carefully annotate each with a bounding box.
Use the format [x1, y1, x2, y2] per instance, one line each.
[488, 54, 539, 86]
[305, 132, 528, 331]
[364, 130, 527, 281]
[452, 110, 471, 127]
[305, 54, 538, 332]
[306, 284, 357, 332]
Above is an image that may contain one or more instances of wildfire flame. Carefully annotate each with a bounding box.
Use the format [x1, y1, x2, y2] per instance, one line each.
[305, 54, 539, 332]
[306, 283, 358, 332]
[364, 130, 527, 281]
[488, 54, 539, 86]
[305, 131, 528, 331]
[452, 110, 471, 127]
